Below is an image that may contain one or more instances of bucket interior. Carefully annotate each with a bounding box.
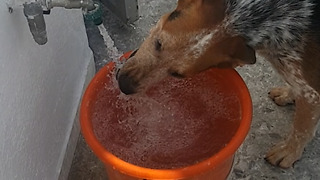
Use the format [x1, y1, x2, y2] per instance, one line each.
[89, 65, 243, 170]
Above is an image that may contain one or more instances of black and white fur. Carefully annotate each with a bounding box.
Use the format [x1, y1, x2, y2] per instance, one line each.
[224, 0, 320, 168]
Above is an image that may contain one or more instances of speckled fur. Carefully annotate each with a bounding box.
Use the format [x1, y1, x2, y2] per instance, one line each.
[222, 0, 320, 104]
[225, 0, 313, 48]
[223, 0, 320, 168]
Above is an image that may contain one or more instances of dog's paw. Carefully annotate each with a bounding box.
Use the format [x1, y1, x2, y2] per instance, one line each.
[268, 87, 295, 106]
[265, 140, 304, 168]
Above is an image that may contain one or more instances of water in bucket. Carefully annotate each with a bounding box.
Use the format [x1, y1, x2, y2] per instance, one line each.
[91, 70, 241, 169]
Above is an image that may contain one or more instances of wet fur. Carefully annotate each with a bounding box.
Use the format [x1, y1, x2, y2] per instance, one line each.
[117, 0, 320, 168]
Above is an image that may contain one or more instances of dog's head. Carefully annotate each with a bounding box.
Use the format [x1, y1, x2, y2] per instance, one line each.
[117, 0, 256, 94]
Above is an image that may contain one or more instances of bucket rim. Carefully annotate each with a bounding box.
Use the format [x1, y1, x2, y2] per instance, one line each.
[80, 52, 252, 179]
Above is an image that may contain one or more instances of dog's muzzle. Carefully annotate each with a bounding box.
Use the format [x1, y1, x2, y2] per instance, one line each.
[117, 72, 139, 95]
[116, 49, 139, 95]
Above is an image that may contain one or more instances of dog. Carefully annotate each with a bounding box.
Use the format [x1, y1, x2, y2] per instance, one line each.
[116, 0, 320, 168]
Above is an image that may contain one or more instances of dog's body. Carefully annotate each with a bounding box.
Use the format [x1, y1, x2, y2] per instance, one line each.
[117, 0, 320, 168]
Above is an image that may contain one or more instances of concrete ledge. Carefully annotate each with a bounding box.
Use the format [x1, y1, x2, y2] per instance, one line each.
[58, 55, 96, 180]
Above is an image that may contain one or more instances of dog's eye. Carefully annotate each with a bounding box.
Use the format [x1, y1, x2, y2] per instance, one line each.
[169, 71, 184, 78]
[155, 39, 162, 51]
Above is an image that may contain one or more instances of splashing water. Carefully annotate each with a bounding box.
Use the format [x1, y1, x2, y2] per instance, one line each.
[91, 69, 241, 169]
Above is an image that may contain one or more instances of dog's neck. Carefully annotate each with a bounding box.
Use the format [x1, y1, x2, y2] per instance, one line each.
[224, 0, 314, 51]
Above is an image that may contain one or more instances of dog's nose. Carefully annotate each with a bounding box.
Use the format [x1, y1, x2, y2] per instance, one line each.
[117, 73, 138, 95]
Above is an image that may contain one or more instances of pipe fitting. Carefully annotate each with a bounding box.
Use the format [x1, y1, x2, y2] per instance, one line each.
[23, 0, 101, 45]
[46, 0, 96, 11]
[23, 2, 47, 45]
[83, 2, 102, 25]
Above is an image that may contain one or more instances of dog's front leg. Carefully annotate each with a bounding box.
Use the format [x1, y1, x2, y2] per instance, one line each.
[266, 95, 320, 168]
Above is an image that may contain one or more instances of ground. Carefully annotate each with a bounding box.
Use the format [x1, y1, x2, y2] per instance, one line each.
[68, 1, 320, 179]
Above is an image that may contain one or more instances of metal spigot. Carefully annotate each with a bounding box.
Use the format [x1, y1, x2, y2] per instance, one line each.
[22, 0, 102, 45]
[43, 0, 96, 11]
[23, 2, 47, 45]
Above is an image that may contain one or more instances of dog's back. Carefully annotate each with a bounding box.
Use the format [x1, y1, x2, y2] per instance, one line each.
[226, 0, 319, 51]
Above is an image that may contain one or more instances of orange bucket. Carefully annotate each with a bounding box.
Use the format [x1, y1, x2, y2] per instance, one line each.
[80, 52, 252, 180]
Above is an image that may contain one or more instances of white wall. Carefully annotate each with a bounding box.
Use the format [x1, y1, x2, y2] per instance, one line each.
[0, 2, 93, 180]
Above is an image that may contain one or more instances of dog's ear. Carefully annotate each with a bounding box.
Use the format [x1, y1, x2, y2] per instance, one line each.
[218, 36, 256, 67]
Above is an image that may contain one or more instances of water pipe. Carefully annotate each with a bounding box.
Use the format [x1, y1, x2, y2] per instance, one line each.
[23, 2, 47, 45]
[23, 0, 102, 45]
[44, 0, 96, 11]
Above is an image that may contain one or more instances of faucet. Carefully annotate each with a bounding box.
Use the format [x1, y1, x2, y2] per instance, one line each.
[23, 2, 47, 45]
[22, 0, 102, 45]
[43, 0, 96, 11]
